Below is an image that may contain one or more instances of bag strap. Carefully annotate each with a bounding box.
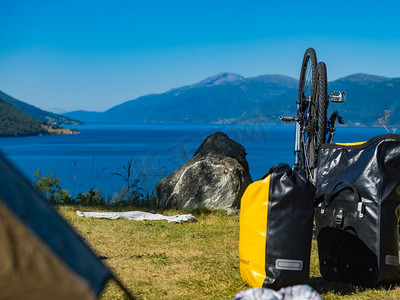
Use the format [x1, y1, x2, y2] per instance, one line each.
[324, 181, 361, 206]
[318, 181, 365, 220]
[314, 194, 325, 207]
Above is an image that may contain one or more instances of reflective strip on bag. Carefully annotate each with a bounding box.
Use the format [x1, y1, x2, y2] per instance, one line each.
[275, 259, 303, 271]
[385, 255, 400, 266]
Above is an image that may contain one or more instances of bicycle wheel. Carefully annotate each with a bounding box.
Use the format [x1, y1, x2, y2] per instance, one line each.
[307, 62, 328, 176]
[295, 48, 317, 176]
[316, 62, 328, 147]
[297, 48, 317, 114]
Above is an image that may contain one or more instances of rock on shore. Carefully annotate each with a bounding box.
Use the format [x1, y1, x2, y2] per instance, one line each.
[156, 132, 252, 214]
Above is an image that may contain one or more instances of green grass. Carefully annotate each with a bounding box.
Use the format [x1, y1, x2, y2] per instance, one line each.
[57, 206, 400, 299]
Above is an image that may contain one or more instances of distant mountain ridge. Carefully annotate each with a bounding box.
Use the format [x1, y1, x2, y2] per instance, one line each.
[334, 73, 391, 84]
[65, 73, 299, 123]
[0, 91, 81, 137]
[0, 90, 81, 125]
[193, 72, 244, 87]
[63, 72, 399, 126]
[0, 97, 47, 137]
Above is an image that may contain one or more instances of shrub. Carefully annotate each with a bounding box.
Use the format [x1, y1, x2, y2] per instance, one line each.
[113, 158, 151, 205]
[33, 169, 74, 204]
[76, 188, 105, 205]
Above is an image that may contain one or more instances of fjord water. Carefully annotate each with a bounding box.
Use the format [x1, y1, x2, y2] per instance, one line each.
[0, 123, 388, 198]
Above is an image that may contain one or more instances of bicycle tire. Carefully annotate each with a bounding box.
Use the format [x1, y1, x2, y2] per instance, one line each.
[306, 62, 328, 173]
[297, 48, 317, 113]
[295, 48, 317, 177]
[316, 62, 328, 147]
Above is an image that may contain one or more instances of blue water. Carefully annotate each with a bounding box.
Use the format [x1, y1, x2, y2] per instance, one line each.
[0, 123, 388, 198]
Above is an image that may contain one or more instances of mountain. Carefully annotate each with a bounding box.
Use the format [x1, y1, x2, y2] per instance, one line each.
[65, 73, 298, 123]
[0, 97, 47, 137]
[61, 110, 103, 123]
[328, 74, 400, 126]
[0, 90, 82, 125]
[64, 72, 400, 126]
[333, 73, 391, 85]
[191, 72, 245, 87]
[0, 91, 82, 137]
[253, 73, 400, 126]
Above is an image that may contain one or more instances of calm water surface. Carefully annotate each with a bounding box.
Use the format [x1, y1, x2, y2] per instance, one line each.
[0, 123, 388, 197]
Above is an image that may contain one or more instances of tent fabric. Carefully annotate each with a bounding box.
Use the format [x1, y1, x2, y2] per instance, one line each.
[0, 153, 113, 299]
[76, 210, 196, 223]
[0, 201, 96, 300]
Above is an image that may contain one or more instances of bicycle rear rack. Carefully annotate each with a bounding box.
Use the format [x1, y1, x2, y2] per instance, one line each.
[279, 116, 297, 123]
[329, 91, 346, 103]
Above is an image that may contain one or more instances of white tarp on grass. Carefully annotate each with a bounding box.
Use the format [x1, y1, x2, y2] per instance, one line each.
[234, 285, 322, 300]
[76, 210, 195, 223]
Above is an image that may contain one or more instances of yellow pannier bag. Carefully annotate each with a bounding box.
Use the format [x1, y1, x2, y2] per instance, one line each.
[239, 164, 316, 290]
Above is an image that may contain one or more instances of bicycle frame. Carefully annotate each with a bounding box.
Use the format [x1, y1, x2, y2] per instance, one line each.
[294, 121, 301, 171]
[294, 96, 316, 180]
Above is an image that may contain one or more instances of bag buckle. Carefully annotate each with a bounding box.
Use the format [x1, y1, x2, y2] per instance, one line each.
[357, 202, 365, 218]
[334, 209, 344, 228]
[318, 202, 325, 214]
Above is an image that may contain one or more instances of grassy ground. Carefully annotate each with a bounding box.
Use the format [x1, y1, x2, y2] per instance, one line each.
[58, 206, 400, 299]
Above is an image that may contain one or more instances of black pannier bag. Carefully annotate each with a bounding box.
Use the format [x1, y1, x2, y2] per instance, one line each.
[315, 134, 400, 286]
[239, 164, 316, 290]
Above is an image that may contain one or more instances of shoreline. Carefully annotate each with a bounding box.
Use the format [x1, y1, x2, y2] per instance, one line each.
[42, 125, 80, 135]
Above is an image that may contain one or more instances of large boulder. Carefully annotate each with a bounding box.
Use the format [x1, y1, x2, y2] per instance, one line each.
[156, 132, 252, 214]
[194, 132, 250, 172]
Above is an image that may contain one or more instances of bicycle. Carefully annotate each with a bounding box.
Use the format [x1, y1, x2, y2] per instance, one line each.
[280, 48, 345, 183]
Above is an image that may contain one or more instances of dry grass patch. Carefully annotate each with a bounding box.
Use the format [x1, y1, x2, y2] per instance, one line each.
[57, 206, 400, 299]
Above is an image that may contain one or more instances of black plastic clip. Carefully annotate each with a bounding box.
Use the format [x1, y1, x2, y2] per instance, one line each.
[334, 209, 344, 228]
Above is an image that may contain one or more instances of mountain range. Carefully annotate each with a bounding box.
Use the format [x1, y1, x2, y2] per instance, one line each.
[64, 72, 400, 126]
[0, 97, 47, 137]
[0, 91, 81, 137]
[0, 91, 81, 126]
[1, 72, 398, 136]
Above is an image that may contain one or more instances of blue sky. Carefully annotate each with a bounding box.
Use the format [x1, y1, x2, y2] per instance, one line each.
[1, 0, 400, 112]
